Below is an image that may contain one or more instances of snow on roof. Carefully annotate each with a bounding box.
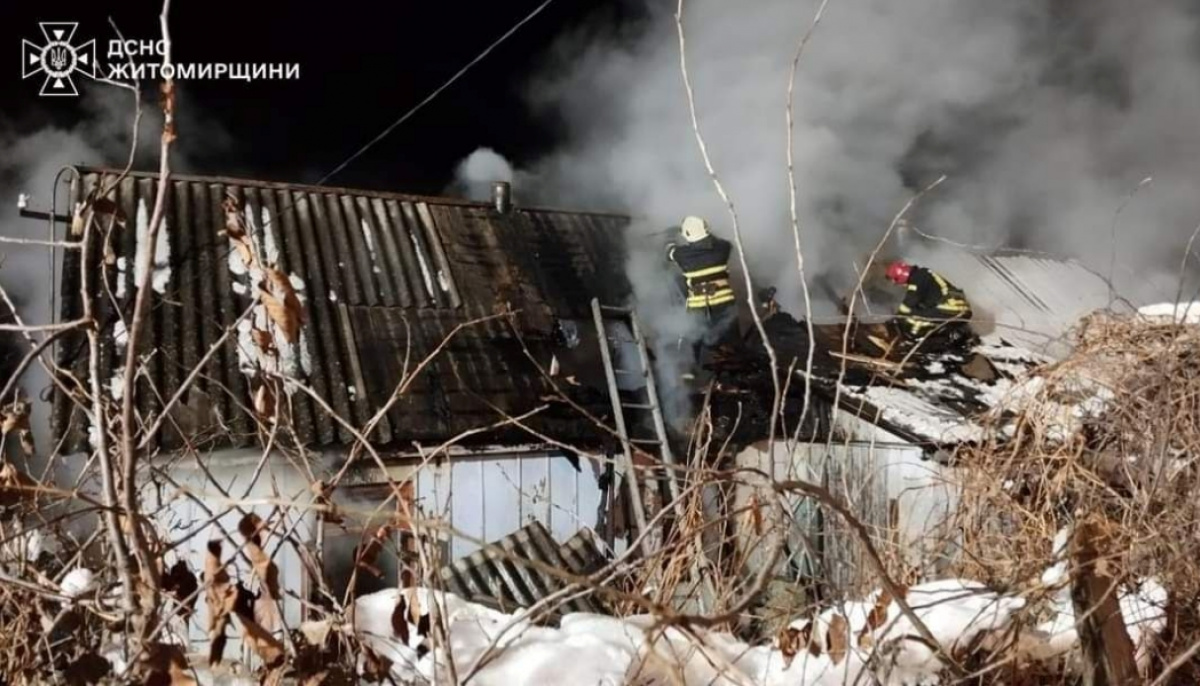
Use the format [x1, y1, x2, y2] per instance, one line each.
[825, 336, 1058, 446]
[1138, 301, 1200, 324]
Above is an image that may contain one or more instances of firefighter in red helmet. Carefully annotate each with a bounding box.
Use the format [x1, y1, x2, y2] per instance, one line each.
[884, 260, 975, 351]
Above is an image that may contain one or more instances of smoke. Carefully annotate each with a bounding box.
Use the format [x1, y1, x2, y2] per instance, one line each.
[0, 84, 231, 467]
[478, 0, 1200, 320]
[447, 147, 541, 204]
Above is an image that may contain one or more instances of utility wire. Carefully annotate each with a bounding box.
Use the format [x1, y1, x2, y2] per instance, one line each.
[316, 0, 559, 186]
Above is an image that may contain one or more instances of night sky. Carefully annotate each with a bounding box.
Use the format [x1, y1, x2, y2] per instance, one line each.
[2, 0, 640, 195]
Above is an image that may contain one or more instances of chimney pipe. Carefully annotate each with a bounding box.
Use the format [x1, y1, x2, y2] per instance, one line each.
[492, 181, 512, 214]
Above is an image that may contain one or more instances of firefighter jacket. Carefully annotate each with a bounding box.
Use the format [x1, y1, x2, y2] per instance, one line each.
[666, 235, 735, 309]
[897, 266, 972, 335]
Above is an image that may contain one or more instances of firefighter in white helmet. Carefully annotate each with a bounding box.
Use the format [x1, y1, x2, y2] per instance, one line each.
[665, 216, 739, 377]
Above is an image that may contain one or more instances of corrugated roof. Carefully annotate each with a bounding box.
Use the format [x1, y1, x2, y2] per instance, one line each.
[915, 251, 1173, 357]
[52, 169, 632, 454]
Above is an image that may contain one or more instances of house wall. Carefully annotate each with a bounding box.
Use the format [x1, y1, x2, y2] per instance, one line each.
[145, 448, 318, 662]
[146, 445, 604, 663]
[734, 428, 960, 595]
[367, 450, 606, 561]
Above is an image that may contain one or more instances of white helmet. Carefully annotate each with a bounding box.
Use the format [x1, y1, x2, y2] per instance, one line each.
[680, 215, 710, 243]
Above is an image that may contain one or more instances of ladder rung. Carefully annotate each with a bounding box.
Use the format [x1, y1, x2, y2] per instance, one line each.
[614, 369, 639, 375]
[599, 304, 632, 313]
[630, 438, 661, 445]
[622, 403, 654, 410]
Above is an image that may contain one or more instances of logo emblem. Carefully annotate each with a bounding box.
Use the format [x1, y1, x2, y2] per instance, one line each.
[22, 23, 97, 97]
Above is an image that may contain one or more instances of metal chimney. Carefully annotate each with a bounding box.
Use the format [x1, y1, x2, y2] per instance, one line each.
[492, 181, 512, 214]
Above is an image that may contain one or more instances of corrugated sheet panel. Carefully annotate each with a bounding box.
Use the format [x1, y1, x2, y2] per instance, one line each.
[920, 252, 1172, 356]
[439, 520, 609, 616]
[52, 169, 632, 454]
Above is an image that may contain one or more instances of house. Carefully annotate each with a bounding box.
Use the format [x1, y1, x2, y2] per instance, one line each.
[48, 167, 670, 652]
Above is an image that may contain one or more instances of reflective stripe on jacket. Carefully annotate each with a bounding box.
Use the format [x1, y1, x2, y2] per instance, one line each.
[897, 266, 971, 333]
[667, 235, 735, 309]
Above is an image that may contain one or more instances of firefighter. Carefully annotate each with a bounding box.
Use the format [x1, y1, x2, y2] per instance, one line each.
[665, 216, 739, 375]
[884, 260, 975, 351]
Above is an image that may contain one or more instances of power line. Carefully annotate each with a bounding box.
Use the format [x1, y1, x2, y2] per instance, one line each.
[316, 0, 559, 186]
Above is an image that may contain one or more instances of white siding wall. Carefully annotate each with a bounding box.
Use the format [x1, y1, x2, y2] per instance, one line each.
[147, 447, 603, 664]
[734, 428, 960, 593]
[406, 451, 604, 560]
[147, 448, 316, 663]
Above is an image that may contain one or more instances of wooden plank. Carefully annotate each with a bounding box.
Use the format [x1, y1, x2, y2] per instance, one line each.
[1071, 517, 1139, 686]
[828, 351, 912, 370]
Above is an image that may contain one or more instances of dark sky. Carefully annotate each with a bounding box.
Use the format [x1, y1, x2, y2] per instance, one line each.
[2, 0, 639, 195]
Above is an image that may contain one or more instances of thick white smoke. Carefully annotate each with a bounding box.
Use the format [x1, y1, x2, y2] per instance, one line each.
[486, 0, 1200, 318]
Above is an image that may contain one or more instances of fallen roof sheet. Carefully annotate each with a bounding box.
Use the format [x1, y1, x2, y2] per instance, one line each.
[438, 520, 609, 616]
[52, 169, 632, 454]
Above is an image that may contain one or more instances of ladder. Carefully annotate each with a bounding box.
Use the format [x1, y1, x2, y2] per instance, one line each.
[591, 298, 717, 612]
[590, 299, 681, 550]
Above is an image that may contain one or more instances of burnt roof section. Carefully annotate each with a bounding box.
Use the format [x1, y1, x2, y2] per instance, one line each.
[53, 168, 633, 454]
[745, 312, 1049, 447]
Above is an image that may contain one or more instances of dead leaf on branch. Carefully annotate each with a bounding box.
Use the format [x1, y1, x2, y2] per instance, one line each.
[355, 525, 392, 580]
[251, 328, 275, 354]
[235, 609, 286, 670]
[239, 513, 282, 631]
[142, 642, 196, 686]
[747, 494, 763, 536]
[260, 268, 305, 343]
[253, 382, 276, 424]
[312, 480, 341, 525]
[826, 613, 849, 666]
[2, 400, 35, 456]
[0, 462, 38, 509]
[204, 540, 237, 666]
[162, 560, 199, 622]
[221, 198, 257, 269]
[391, 594, 412, 645]
[777, 625, 803, 669]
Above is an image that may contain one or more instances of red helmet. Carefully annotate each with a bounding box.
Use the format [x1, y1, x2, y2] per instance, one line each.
[886, 260, 912, 284]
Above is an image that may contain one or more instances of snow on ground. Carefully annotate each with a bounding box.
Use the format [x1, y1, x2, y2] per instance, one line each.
[1138, 301, 1200, 324]
[351, 573, 1161, 686]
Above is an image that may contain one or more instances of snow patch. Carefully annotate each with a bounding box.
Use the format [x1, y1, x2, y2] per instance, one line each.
[1138, 301, 1200, 324]
[410, 235, 435, 298]
[113, 319, 128, 348]
[134, 198, 172, 294]
[360, 218, 377, 259]
[115, 257, 127, 298]
[289, 273, 307, 303]
[60, 568, 96, 598]
[354, 582, 1026, 686]
[256, 204, 280, 266]
[109, 368, 125, 401]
